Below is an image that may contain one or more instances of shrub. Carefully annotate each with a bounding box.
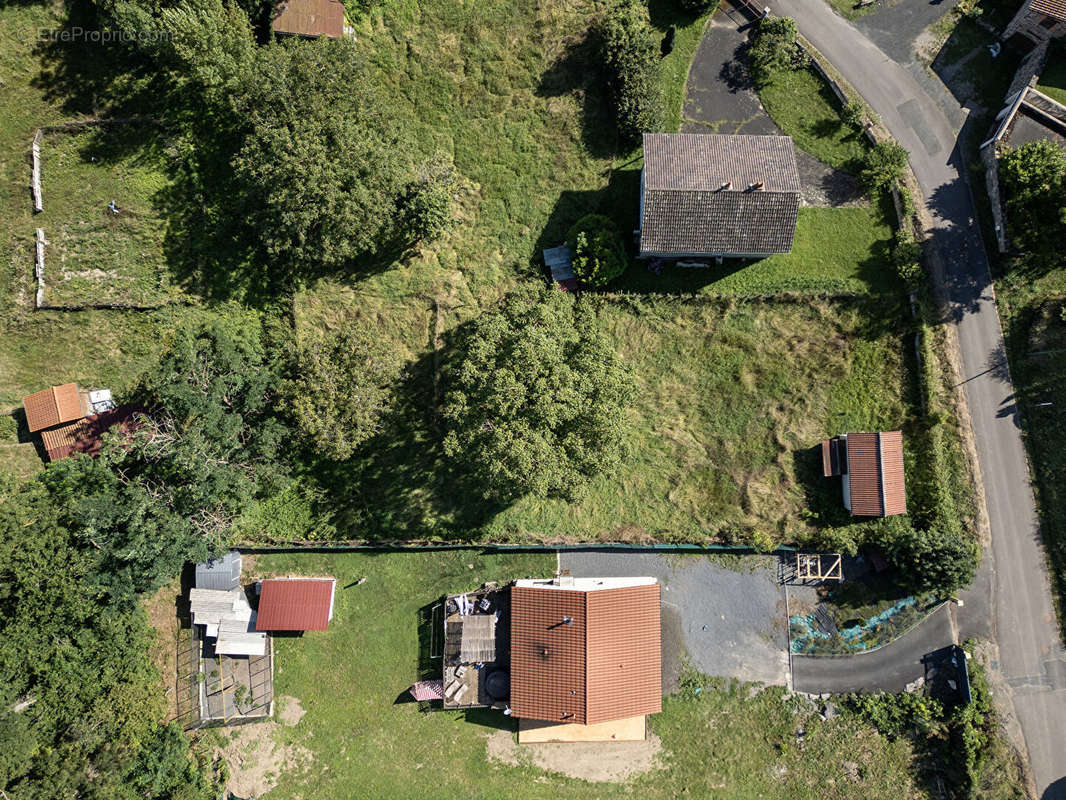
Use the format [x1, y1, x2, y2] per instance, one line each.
[749, 16, 800, 86]
[566, 214, 628, 287]
[401, 153, 462, 244]
[893, 229, 923, 291]
[841, 100, 865, 129]
[598, 0, 665, 145]
[881, 516, 978, 596]
[999, 139, 1066, 258]
[285, 323, 401, 461]
[442, 285, 635, 500]
[860, 140, 909, 190]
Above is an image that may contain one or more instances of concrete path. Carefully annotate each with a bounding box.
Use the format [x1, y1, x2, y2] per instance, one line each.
[793, 604, 954, 693]
[764, 1, 1066, 794]
[559, 552, 790, 687]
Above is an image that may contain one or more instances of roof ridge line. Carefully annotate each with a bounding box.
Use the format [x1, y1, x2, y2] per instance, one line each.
[876, 432, 887, 517]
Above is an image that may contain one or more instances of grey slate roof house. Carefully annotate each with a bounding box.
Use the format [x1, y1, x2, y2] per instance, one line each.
[638, 133, 801, 259]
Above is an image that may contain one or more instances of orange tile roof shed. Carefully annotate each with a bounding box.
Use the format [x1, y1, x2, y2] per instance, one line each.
[272, 0, 345, 39]
[256, 578, 336, 631]
[510, 584, 661, 725]
[23, 383, 84, 432]
[847, 431, 907, 517]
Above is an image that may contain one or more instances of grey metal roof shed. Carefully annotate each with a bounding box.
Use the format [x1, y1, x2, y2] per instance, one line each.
[195, 551, 242, 591]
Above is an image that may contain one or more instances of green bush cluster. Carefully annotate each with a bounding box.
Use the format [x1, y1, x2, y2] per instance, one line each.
[893, 229, 923, 291]
[675, 0, 720, 11]
[1000, 139, 1066, 261]
[401, 153, 462, 244]
[860, 140, 909, 190]
[566, 214, 628, 287]
[598, 0, 665, 145]
[749, 17, 801, 86]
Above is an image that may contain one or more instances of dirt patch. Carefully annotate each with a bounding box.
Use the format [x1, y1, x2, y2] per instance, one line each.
[277, 695, 306, 727]
[217, 720, 313, 797]
[142, 578, 182, 722]
[486, 729, 664, 782]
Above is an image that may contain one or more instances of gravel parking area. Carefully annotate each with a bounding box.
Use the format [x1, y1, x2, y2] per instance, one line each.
[560, 551, 790, 689]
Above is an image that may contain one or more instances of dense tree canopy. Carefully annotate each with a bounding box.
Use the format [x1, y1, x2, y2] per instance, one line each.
[882, 517, 978, 596]
[286, 323, 402, 461]
[442, 287, 635, 500]
[859, 140, 909, 191]
[1000, 139, 1066, 260]
[231, 38, 411, 276]
[42, 313, 292, 601]
[0, 476, 213, 799]
[598, 0, 665, 145]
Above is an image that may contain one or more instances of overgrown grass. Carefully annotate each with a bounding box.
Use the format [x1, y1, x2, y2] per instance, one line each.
[617, 201, 897, 295]
[757, 65, 870, 170]
[37, 125, 184, 307]
[279, 296, 918, 548]
[254, 549, 928, 800]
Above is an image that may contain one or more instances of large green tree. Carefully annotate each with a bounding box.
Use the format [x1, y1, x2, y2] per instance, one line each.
[231, 38, 411, 277]
[1000, 139, 1066, 260]
[42, 313, 292, 600]
[598, 0, 665, 145]
[0, 475, 214, 799]
[285, 323, 402, 461]
[442, 286, 635, 500]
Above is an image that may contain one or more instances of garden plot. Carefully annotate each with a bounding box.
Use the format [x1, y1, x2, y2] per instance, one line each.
[36, 124, 185, 308]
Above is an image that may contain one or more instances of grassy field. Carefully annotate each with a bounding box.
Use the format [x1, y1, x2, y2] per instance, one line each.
[618, 201, 897, 295]
[825, 0, 880, 22]
[37, 124, 185, 307]
[0, 2, 191, 475]
[274, 296, 917, 546]
[758, 65, 869, 171]
[251, 549, 929, 800]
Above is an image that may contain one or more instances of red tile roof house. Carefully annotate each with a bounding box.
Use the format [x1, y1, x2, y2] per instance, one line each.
[821, 432, 907, 517]
[638, 133, 801, 262]
[1003, 0, 1066, 46]
[22, 383, 141, 462]
[509, 575, 661, 743]
[256, 577, 337, 632]
[271, 0, 346, 39]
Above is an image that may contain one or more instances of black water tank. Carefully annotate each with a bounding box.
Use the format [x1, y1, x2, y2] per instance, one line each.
[484, 669, 509, 701]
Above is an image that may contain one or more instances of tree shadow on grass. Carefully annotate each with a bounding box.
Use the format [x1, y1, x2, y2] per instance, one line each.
[535, 25, 618, 160]
[303, 323, 510, 543]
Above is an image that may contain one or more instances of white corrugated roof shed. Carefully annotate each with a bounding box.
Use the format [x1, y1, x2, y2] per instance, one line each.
[190, 588, 252, 638]
[216, 614, 268, 657]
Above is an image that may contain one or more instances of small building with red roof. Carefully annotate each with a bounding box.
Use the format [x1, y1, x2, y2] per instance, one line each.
[256, 577, 337, 632]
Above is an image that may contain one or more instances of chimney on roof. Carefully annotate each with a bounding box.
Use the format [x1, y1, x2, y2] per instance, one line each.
[553, 570, 574, 587]
[748, 181, 764, 191]
[719, 181, 732, 191]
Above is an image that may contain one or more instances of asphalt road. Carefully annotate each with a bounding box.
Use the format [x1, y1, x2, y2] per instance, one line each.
[765, 1, 1066, 794]
[792, 604, 954, 693]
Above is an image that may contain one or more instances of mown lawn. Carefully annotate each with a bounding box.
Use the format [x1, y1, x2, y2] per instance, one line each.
[618, 200, 897, 295]
[37, 124, 185, 307]
[758, 65, 869, 171]
[255, 550, 928, 800]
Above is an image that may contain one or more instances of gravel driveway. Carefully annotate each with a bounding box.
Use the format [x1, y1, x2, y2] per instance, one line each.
[560, 551, 790, 689]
